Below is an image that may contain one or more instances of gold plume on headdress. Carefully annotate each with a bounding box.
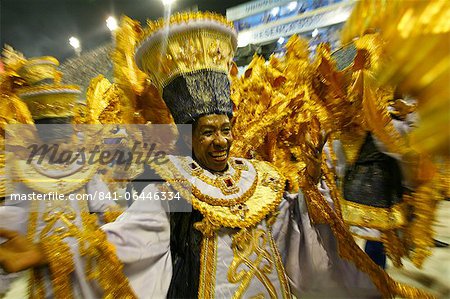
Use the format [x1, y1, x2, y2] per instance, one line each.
[85, 75, 135, 124]
[0, 46, 34, 140]
[111, 16, 172, 124]
[112, 16, 147, 96]
[0, 46, 35, 196]
[1, 45, 26, 72]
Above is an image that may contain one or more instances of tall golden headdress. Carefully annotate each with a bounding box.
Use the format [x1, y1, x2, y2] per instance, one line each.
[17, 56, 59, 85]
[17, 85, 81, 120]
[16, 57, 80, 120]
[134, 12, 237, 124]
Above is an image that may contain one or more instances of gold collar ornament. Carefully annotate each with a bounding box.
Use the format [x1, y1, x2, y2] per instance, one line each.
[12, 155, 99, 195]
[149, 156, 285, 231]
[180, 157, 249, 196]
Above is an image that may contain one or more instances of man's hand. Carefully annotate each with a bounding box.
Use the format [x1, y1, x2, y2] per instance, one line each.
[0, 229, 46, 273]
[390, 99, 416, 120]
[304, 129, 330, 184]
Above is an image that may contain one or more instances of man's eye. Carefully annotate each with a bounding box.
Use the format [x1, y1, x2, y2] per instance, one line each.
[202, 131, 213, 136]
[222, 128, 231, 134]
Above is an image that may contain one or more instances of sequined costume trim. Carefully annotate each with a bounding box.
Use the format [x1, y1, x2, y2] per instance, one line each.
[340, 199, 407, 230]
[26, 189, 136, 298]
[149, 156, 285, 230]
[198, 233, 218, 299]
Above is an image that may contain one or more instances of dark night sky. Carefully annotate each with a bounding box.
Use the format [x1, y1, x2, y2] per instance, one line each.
[0, 0, 248, 61]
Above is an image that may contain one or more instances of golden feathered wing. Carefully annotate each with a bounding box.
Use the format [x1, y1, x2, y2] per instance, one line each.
[231, 36, 329, 193]
[229, 35, 435, 298]
[342, 0, 450, 156]
[80, 16, 178, 187]
[230, 0, 448, 274]
[112, 16, 173, 125]
[339, 0, 449, 267]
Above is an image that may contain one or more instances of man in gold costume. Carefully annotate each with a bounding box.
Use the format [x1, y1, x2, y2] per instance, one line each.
[0, 9, 439, 299]
[0, 51, 127, 298]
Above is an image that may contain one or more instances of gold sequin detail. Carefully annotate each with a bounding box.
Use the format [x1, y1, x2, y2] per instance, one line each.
[198, 233, 218, 299]
[181, 157, 247, 196]
[339, 199, 407, 230]
[228, 227, 276, 299]
[149, 157, 284, 229]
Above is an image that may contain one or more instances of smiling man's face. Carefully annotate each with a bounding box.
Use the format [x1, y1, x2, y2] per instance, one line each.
[192, 114, 233, 172]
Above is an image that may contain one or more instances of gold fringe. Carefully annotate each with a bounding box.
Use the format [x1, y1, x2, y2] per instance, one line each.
[40, 235, 75, 299]
[80, 211, 137, 298]
[198, 233, 218, 299]
[381, 230, 406, 268]
[301, 176, 435, 299]
[406, 182, 440, 268]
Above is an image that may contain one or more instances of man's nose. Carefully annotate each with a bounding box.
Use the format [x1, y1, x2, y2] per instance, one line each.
[213, 133, 227, 148]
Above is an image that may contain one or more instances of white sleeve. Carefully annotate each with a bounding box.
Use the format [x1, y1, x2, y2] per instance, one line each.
[272, 191, 380, 298]
[101, 183, 172, 299]
[85, 173, 119, 213]
[332, 139, 347, 178]
[0, 206, 29, 296]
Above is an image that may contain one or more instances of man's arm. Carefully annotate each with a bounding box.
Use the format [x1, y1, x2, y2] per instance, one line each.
[0, 183, 172, 299]
[0, 228, 46, 273]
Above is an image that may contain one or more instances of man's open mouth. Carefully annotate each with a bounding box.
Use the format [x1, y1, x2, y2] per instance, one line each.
[210, 151, 227, 161]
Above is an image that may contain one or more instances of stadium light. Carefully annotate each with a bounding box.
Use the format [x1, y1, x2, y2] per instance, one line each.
[161, 0, 176, 6]
[69, 36, 81, 56]
[106, 16, 118, 31]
